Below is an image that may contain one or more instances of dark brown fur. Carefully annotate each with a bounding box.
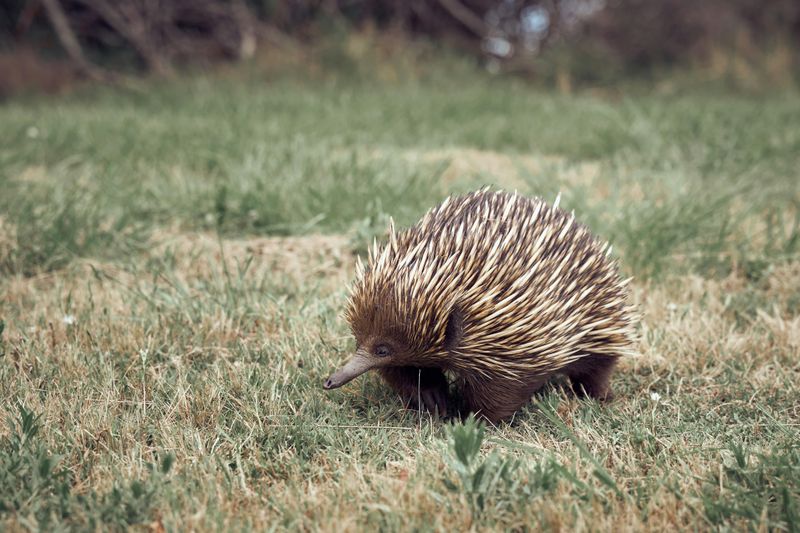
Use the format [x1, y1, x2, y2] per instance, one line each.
[376, 355, 617, 422]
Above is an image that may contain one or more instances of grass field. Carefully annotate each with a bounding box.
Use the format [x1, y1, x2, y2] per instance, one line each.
[1, 66, 799, 531]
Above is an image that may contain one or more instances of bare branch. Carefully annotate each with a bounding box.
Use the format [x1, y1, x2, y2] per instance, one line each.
[77, 0, 173, 75]
[435, 0, 489, 37]
[39, 0, 108, 80]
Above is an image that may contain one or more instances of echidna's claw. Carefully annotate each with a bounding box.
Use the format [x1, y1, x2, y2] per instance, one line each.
[420, 386, 448, 417]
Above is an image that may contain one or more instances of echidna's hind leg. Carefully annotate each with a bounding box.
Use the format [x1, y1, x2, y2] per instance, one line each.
[378, 367, 449, 416]
[459, 375, 548, 423]
[565, 354, 618, 401]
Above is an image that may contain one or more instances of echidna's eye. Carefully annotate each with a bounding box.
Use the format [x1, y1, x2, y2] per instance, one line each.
[374, 344, 391, 357]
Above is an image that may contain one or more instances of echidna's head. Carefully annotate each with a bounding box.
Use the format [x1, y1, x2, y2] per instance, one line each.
[323, 287, 423, 390]
[323, 220, 462, 391]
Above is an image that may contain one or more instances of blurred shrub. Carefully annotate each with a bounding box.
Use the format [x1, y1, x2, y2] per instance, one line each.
[0, 0, 798, 88]
[570, 0, 800, 82]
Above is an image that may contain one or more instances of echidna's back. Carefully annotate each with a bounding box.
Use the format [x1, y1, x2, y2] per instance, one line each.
[398, 189, 634, 377]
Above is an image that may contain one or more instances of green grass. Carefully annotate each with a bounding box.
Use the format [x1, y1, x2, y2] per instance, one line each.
[1, 64, 799, 531]
[2, 73, 799, 276]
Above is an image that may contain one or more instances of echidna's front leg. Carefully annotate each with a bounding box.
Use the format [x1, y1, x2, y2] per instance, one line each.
[378, 367, 449, 416]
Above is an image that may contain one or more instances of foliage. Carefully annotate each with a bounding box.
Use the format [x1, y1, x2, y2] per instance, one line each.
[0, 404, 176, 529]
[702, 442, 800, 529]
[442, 415, 523, 517]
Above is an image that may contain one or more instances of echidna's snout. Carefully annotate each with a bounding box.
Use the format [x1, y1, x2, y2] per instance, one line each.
[323, 350, 377, 390]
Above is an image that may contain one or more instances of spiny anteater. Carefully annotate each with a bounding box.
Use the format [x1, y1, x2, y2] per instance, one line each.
[323, 188, 636, 422]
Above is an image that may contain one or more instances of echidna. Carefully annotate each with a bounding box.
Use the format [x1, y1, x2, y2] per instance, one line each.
[323, 189, 636, 422]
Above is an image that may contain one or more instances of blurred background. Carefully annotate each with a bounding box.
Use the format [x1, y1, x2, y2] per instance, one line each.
[2, 0, 799, 95]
